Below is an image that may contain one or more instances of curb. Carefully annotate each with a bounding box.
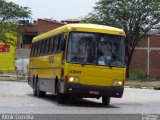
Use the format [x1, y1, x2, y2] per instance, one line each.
[0, 74, 17, 77]
[125, 86, 160, 90]
[0, 79, 27, 82]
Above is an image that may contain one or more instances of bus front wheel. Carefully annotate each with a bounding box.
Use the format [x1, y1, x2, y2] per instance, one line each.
[102, 96, 110, 105]
[56, 83, 66, 104]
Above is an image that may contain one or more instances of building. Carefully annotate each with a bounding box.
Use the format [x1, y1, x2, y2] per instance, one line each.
[17, 19, 64, 49]
[15, 19, 64, 74]
[0, 42, 15, 73]
[130, 29, 160, 79]
[0, 33, 16, 73]
[61, 19, 80, 24]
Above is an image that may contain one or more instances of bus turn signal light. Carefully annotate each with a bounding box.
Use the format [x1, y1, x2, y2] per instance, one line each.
[64, 76, 68, 82]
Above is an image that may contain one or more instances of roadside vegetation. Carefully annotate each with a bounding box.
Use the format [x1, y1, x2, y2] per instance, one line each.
[83, 0, 160, 78]
[0, 0, 31, 45]
[126, 70, 160, 90]
[0, 0, 31, 73]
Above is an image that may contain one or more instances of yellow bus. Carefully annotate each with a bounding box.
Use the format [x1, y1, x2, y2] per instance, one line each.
[28, 23, 126, 105]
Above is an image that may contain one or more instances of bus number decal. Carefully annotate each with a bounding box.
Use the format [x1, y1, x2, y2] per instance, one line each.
[70, 70, 82, 74]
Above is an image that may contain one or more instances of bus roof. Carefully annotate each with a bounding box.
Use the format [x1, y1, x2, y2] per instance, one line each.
[32, 23, 126, 43]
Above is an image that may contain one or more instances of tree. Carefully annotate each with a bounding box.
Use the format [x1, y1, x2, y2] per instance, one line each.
[84, 0, 160, 77]
[0, 0, 31, 45]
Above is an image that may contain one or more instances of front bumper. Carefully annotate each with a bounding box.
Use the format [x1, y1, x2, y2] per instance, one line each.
[60, 82, 124, 98]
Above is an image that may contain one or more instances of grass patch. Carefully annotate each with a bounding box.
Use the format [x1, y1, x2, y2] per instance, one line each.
[125, 80, 160, 90]
[0, 76, 17, 81]
[129, 70, 147, 81]
[0, 75, 27, 81]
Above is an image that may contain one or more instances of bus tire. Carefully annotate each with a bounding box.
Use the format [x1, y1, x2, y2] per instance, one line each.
[36, 78, 46, 97]
[102, 96, 110, 105]
[56, 82, 66, 104]
[33, 77, 37, 96]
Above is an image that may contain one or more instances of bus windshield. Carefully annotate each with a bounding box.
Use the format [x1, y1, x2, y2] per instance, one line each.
[67, 32, 125, 67]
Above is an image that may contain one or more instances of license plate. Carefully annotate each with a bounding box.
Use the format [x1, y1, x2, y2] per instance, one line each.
[89, 90, 99, 95]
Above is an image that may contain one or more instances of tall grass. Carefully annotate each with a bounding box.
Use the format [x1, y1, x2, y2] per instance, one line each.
[129, 70, 147, 81]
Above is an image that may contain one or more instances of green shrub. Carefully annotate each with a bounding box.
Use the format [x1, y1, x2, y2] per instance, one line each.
[156, 76, 160, 81]
[129, 70, 147, 81]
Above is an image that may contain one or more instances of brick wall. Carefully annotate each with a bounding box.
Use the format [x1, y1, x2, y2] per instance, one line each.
[17, 19, 64, 49]
[130, 35, 160, 79]
[20, 19, 64, 33]
[130, 50, 147, 73]
[150, 50, 160, 78]
[150, 36, 160, 47]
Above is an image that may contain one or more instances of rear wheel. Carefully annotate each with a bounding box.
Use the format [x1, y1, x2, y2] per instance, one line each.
[102, 96, 110, 105]
[33, 77, 37, 96]
[36, 78, 46, 97]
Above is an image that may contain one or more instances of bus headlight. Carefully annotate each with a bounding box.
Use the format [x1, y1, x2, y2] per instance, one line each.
[69, 77, 74, 82]
[113, 81, 118, 86]
[118, 81, 122, 85]
[68, 77, 79, 83]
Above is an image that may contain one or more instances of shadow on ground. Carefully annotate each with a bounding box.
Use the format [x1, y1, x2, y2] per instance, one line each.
[27, 93, 119, 108]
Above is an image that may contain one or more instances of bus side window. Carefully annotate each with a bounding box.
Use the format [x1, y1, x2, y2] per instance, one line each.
[37, 41, 41, 56]
[51, 37, 55, 53]
[45, 39, 49, 54]
[59, 34, 65, 51]
[34, 42, 38, 57]
[31, 43, 35, 57]
[43, 40, 47, 55]
[33, 43, 36, 57]
[58, 35, 61, 52]
[32, 43, 35, 57]
[40, 41, 44, 55]
[54, 36, 59, 52]
[47, 38, 51, 54]
[35, 42, 39, 56]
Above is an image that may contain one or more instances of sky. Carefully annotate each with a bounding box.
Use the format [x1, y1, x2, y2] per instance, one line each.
[6, 0, 98, 21]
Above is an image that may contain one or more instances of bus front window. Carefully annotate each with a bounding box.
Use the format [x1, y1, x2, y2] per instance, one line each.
[67, 32, 97, 64]
[67, 32, 125, 67]
[97, 35, 125, 67]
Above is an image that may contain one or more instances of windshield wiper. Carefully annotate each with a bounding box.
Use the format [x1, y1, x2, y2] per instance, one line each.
[108, 65, 125, 68]
[70, 62, 81, 64]
[108, 61, 125, 68]
[80, 61, 96, 66]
